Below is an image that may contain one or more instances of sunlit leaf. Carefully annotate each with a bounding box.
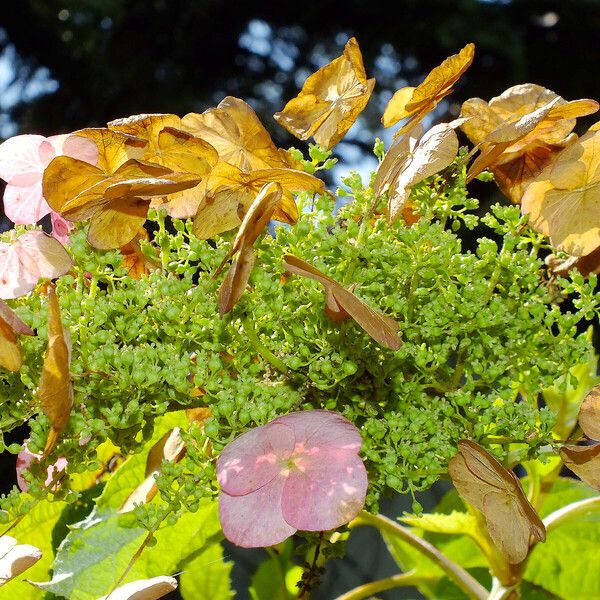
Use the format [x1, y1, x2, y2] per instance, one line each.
[560, 443, 600, 490]
[39, 284, 73, 457]
[217, 182, 282, 315]
[0, 299, 34, 373]
[119, 428, 186, 513]
[382, 44, 474, 134]
[182, 97, 292, 171]
[282, 255, 401, 350]
[521, 127, 600, 256]
[193, 162, 323, 239]
[274, 37, 375, 149]
[0, 230, 73, 299]
[578, 385, 600, 440]
[448, 440, 546, 563]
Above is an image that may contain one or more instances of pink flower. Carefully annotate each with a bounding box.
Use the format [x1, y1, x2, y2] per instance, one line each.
[16, 447, 67, 492]
[0, 133, 98, 241]
[0, 230, 73, 299]
[217, 410, 368, 548]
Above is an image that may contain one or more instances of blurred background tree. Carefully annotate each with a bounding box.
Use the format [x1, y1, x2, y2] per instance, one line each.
[1, 1, 599, 597]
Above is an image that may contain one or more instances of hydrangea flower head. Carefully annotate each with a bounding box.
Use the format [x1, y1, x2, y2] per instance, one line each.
[217, 410, 368, 548]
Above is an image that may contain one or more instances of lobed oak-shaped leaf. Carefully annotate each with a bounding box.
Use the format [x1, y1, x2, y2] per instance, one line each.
[217, 182, 282, 315]
[0, 231, 73, 300]
[521, 127, 600, 257]
[274, 37, 375, 150]
[448, 440, 546, 564]
[182, 96, 293, 171]
[193, 162, 323, 240]
[578, 384, 600, 441]
[0, 299, 34, 373]
[382, 43, 474, 134]
[39, 284, 73, 458]
[282, 255, 401, 350]
[119, 428, 186, 513]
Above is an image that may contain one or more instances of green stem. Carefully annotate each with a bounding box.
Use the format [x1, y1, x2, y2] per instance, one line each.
[241, 318, 289, 375]
[543, 496, 600, 533]
[343, 196, 376, 285]
[350, 511, 488, 600]
[335, 571, 434, 600]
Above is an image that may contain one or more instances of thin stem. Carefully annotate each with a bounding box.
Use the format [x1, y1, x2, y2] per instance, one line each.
[335, 571, 434, 600]
[241, 318, 289, 375]
[350, 511, 488, 600]
[543, 496, 600, 533]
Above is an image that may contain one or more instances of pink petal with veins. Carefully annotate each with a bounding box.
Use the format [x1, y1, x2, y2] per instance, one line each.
[217, 421, 295, 496]
[282, 449, 367, 531]
[219, 476, 296, 548]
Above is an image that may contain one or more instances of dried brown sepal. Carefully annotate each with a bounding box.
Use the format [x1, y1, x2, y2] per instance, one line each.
[218, 247, 256, 316]
[448, 440, 546, 564]
[119, 229, 159, 279]
[182, 96, 293, 171]
[119, 428, 186, 513]
[578, 385, 600, 441]
[560, 443, 600, 490]
[43, 128, 202, 249]
[193, 162, 323, 240]
[382, 44, 475, 134]
[0, 300, 34, 373]
[39, 284, 73, 458]
[522, 127, 600, 257]
[274, 37, 375, 150]
[282, 255, 401, 350]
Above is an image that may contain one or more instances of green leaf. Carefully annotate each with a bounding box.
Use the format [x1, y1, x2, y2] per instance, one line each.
[249, 540, 301, 600]
[401, 511, 478, 536]
[32, 500, 222, 599]
[0, 497, 66, 600]
[179, 539, 233, 600]
[525, 478, 600, 600]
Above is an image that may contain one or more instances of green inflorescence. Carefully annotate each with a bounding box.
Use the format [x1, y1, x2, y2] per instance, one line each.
[1, 145, 599, 520]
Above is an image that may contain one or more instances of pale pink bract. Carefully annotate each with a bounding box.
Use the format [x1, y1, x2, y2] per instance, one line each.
[0, 230, 73, 299]
[217, 410, 368, 548]
[0, 133, 98, 240]
[16, 447, 67, 493]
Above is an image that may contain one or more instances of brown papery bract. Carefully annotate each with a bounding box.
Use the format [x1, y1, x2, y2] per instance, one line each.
[119, 229, 159, 279]
[182, 97, 294, 171]
[382, 43, 474, 135]
[274, 37, 375, 150]
[39, 284, 73, 458]
[193, 162, 323, 240]
[217, 182, 283, 315]
[460, 84, 598, 200]
[0, 300, 34, 373]
[578, 385, 600, 441]
[560, 444, 600, 491]
[43, 128, 202, 249]
[282, 255, 401, 350]
[521, 127, 600, 257]
[448, 440, 545, 564]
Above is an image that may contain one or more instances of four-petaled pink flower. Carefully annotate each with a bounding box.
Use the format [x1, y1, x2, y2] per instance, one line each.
[217, 410, 368, 548]
[0, 133, 98, 241]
